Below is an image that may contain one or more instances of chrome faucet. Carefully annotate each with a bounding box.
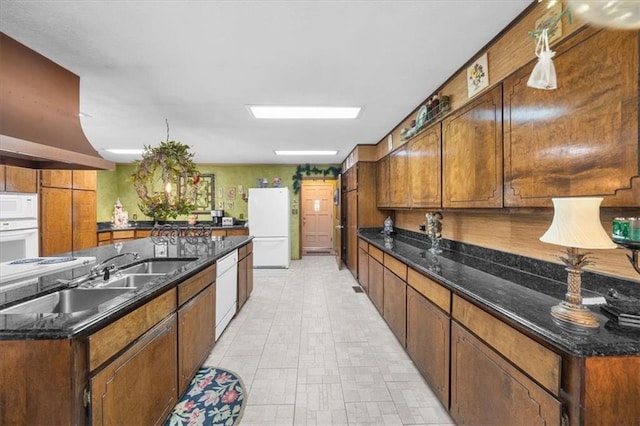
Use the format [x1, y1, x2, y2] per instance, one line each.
[91, 252, 139, 280]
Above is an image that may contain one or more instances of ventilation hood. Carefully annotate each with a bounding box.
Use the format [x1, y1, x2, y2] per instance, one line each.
[0, 33, 114, 170]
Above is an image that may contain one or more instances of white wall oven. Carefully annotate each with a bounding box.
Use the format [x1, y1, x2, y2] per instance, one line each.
[0, 193, 39, 263]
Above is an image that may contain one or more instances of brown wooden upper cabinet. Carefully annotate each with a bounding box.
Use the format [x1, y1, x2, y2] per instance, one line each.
[503, 29, 639, 207]
[442, 84, 503, 208]
[389, 145, 410, 207]
[72, 170, 97, 190]
[409, 124, 442, 208]
[40, 170, 73, 188]
[376, 155, 390, 208]
[0, 165, 37, 193]
[343, 167, 357, 192]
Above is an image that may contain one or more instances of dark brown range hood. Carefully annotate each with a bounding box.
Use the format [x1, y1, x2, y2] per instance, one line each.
[0, 33, 114, 170]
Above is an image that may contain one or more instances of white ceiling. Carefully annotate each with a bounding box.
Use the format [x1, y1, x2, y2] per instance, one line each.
[0, 0, 533, 165]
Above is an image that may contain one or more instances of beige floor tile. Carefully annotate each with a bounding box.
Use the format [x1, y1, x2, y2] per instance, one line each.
[241, 404, 295, 426]
[249, 368, 298, 405]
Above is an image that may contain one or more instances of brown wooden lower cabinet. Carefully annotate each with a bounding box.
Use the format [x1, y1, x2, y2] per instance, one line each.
[368, 255, 384, 314]
[382, 267, 406, 347]
[450, 321, 561, 425]
[358, 246, 369, 292]
[238, 256, 248, 309]
[406, 286, 450, 407]
[90, 314, 178, 426]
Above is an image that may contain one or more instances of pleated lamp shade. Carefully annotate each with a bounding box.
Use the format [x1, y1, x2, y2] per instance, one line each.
[540, 197, 617, 250]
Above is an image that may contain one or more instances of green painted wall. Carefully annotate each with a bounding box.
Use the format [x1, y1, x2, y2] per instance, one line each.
[97, 163, 339, 260]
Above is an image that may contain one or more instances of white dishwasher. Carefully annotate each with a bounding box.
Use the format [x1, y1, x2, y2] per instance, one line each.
[215, 249, 238, 340]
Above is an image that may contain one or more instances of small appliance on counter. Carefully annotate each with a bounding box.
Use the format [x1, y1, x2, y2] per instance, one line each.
[210, 209, 224, 226]
[222, 217, 234, 226]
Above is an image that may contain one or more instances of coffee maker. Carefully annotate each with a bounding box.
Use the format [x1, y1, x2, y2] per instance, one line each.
[210, 210, 224, 226]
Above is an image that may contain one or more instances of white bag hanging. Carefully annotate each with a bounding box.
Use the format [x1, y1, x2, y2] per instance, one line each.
[527, 28, 557, 90]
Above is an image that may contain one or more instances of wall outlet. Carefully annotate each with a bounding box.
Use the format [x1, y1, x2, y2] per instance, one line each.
[419, 224, 426, 232]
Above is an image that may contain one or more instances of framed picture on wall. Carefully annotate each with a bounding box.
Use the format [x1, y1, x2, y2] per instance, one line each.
[467, 53, 489, 98]
[179, 174, 215, 214]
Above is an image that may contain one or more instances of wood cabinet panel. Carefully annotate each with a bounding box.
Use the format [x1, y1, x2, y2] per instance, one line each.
[406, 286, 450, 407]
[450, 322, 561, 425]
[238, 256, 248, 309]
[358, 239, 368, 252]
[135, 229, 152, 238]
[343, 167, 357, 191]
[452, 295, 561, 395]
[409, 125, 442, 208]
[226, 228, 249, 236]
[376, 156, 390, 208]
[40, 170, 72, 188]
[178, 264, 216, 306]
[247, 251, 254, 297]
[72, 190, 97, 251]
[89, 289, 176, 371]
[383, 253, 407, 281]
[40, 187, 72, 256]
[407, 268, 451, 313]
[4, 165, 37, 193]
[0, 165, 4, 191]
[345, 189, 358, 275]
[389, 146, 410, 207]
[368, 245, 384, 264]
[368, 255, 384, 315]
[383, 267, 406, 347]
[178, 285, 215, 395]
[356, 162, 386, 227]
[504, 30, 639, 207]
[442, 84, 503, 208]
[358, 246, 369, 293]
[91, 314, 178, 426]
[72, 170, 96, 190]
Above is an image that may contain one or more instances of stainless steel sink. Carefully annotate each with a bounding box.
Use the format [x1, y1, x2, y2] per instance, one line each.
[120, 258, 197, 274]
[96, 273, 164, 288]
[0, 288, 134, 314]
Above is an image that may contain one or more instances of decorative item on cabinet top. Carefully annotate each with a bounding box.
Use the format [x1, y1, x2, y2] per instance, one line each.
[401, 93, 451, 141]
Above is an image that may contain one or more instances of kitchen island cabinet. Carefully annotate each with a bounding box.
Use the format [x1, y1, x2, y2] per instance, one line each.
[0, 236, 252, 425]
[237, 241, 253, 310]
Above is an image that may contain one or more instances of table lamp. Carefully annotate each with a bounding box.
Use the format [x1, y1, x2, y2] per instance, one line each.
[540, 197, 617, 328]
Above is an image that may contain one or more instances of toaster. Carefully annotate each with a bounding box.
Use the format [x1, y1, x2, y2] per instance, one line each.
[222, 217, 234, 226]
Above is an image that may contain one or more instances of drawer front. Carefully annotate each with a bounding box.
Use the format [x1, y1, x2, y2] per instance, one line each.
[97, 232, 111, 242]
[407, 268, 451, 313]
[238, 244, 248, 260]
[369, 245, 384, 264]
[247, 241, 253, 253]
[358, 238, 369, 252]
[452, 295, 561, 396]
[135, 229, 151, 238]
[111, 230, 135, 240]
[178, 265, 216, 306]
[384, 253, 407, 281]
[89, 288, 177, 371]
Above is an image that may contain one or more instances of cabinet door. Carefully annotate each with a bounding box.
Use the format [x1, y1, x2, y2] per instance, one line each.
[40, 170, 72, 188]
[389, 146, 410, 207]
[383, 268, 406, 346]
[40, 187, 72, 256]
[406, 286, 450, 407]
[376, 156, 390, 208]
[503, 30, 639, 207]
[442, 85, 503, 208]
[72, 190, 97, 251]
[91, 315, 178, 426]
[247, 252, 254, 296]
[450, 322, 561, 425]
[5, 166, 37, 193]
[358, 247, 369, 293]
[72, 170, 96, 190]
[368, 256, 384, 314]
[237, 256, 248, 309]
[343, 167, 357, 192]
[409, 125, 441, 208]
[178, 285, 215, 395]
[345, 190, 358, 276]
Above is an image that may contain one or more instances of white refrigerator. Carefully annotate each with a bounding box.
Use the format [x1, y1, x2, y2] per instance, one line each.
[248, 187, 291, 268]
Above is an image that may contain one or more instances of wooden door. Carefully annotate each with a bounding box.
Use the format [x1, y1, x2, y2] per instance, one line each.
[376, 156, 390, 208]
[5, 166, 37, 193]
[301, 182, 334, 254]
[334, 175, 343, 270]
[442, 84, 503, 208]
[406, 286, 450, 407]
[40, 187, 72, 256]
[450, 322, 561, 425]
[72, 190, 97, 251]
[389, 146, 410, 207]
[357, 245, 369, 293]
[368, 256, 384, 315]
[345, 190, 358, 276]
[40, 170, 72, 188]
[383, 268, 407, 347]
[91, 315, 178, 426]
[72, 170, 97, 190]
[178, 286, 215, 395]
[409, 125, 442, 208]
[503, 29, 639, 207]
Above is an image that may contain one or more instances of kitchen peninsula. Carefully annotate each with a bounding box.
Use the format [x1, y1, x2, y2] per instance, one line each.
[0, 235, 253, 425]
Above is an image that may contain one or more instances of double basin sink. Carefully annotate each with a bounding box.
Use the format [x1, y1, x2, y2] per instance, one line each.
[0, 258, 196, 315]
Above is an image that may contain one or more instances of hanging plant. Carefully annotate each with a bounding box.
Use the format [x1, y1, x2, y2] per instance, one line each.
[291, 164, 341, 194]
[131, 122, 200, 220]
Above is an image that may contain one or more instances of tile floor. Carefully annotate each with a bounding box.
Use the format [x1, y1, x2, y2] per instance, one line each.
[204, 255, 454, 426]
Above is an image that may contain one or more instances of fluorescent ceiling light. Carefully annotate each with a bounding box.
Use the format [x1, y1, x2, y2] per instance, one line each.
[274, 150, 339, 156]
[248, 105, 361, 119]
[104, 149, 145, 155]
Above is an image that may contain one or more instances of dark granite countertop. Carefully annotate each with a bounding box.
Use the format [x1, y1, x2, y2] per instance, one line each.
[97, 221, 248, 231]
[359, 229, 640, 357]
[0, 236, 252, 340]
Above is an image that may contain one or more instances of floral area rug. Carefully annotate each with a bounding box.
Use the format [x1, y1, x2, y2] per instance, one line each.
[165, 367, 246, 426]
